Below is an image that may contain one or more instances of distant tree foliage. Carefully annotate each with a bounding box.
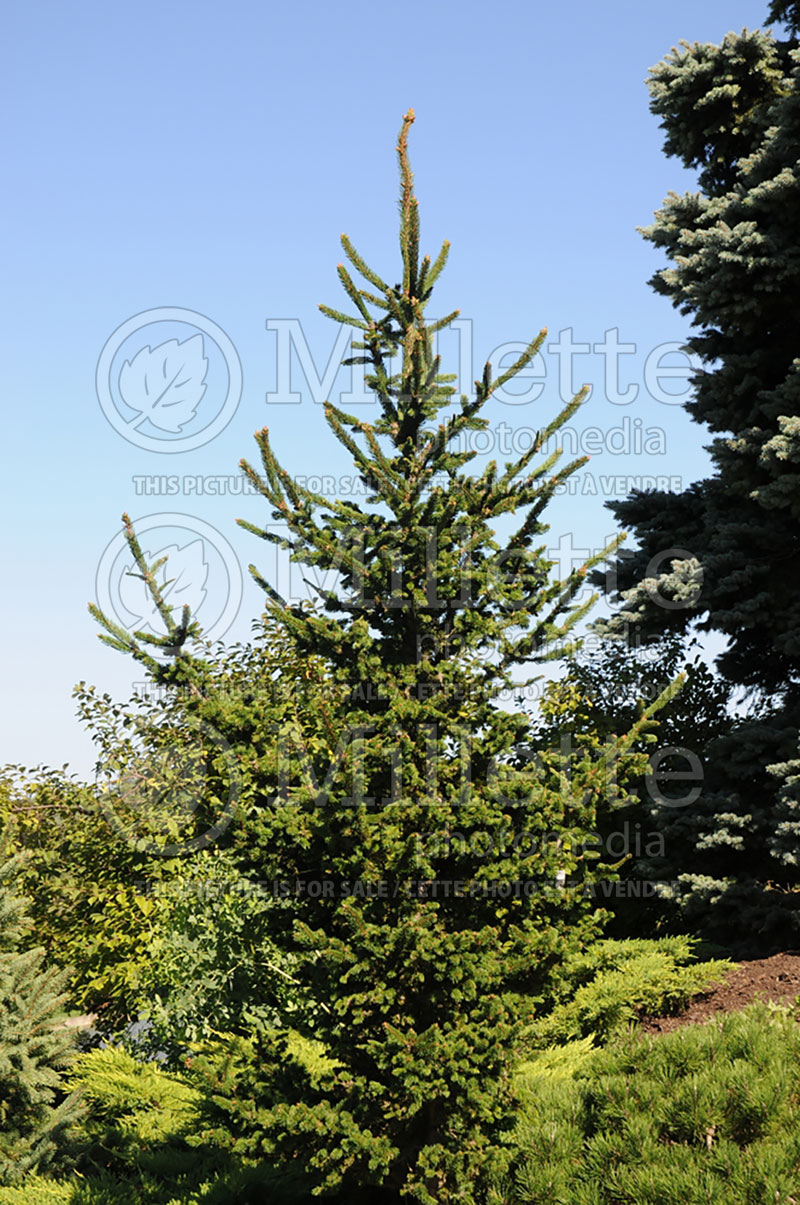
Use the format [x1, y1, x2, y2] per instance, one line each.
[767, 1, 800, 32]
[598, 6, 800, 703]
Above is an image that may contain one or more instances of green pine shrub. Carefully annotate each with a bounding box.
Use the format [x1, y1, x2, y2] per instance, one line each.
[522, 937, 732, 1048]
[502, 1001, 800, 1205]
[16, 1045, 310, 1205]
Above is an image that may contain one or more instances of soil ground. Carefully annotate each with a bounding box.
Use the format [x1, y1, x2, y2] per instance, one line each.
[640, 952, 800, 1034]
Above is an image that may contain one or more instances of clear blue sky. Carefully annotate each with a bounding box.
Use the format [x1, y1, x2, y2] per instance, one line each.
[1, 0, 771, 778]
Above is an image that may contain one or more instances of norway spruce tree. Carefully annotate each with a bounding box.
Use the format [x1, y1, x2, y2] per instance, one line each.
[92, 114, 671, 1201]
[594, 3, 800, 946]
[191, 112, 666, 1203]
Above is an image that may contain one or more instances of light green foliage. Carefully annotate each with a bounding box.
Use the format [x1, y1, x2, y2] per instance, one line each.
[63, 1046, 215, 1198]
[12, 1004, 800, 1202]
[66, 1046, 203, 1147]
[116, 853, 302, 1064]
[40, 1045, 289, 1204]
[0, 617, 316, 1032]
[0, 766, 301, 1053]
[523, 937, 732, 1048]
[0, 762, 182, 1025]
[0, 1169, 302, 1204]
[502, 1002, 800, 1204]
[283, 1028, 340, 1080]
[514, 1036, 597, 1091]
[0, 1171, 308, 1205]
[0, 1180, 72, 1204]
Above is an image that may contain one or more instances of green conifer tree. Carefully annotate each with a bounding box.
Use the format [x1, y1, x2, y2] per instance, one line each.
[767, 1, 800, 33]
[0, 845, 82, 1183]
[211, 113, 670, 1203]
[595, 3, 800, 947]
[600, 4, 800, 698]
[92, 113, 674, 1202]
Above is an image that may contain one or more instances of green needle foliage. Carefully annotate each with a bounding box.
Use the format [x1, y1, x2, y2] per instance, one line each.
[598, 4, 800, 705]
[190, 111, 677, 1204]
[88, 111, 679, 1202]
[504, 1001, 800, 1205]
[594, 2, 800, 948]
[600, 4, 800, 703]
[521, 936, 732, 1049]
[0, 847, 82, 1184]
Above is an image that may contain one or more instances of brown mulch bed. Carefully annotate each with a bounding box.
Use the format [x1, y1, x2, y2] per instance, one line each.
[640, 952, 800, 1035]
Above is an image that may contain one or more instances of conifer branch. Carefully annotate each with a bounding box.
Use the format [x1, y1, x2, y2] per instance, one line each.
[336, 263, 373, 324]
[428, 308, 461, 335]
[487, 329, 548, 399]
[355, 290, 391, 310]
[318, 304, 368, 330]
[340, 234, 389, 293]
[425, 240, 451, 293]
